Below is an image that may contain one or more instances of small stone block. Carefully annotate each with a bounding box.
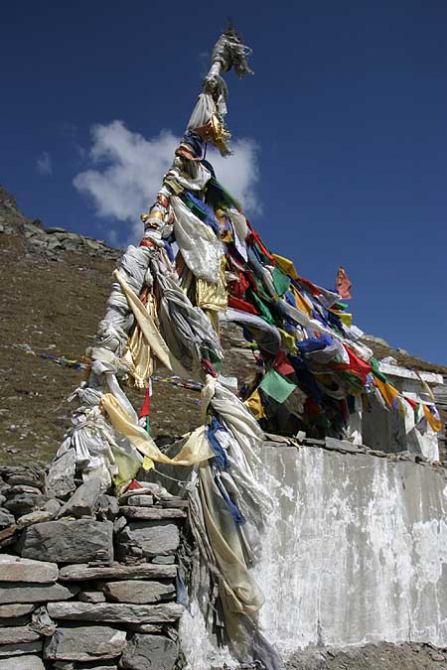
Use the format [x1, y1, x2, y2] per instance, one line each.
[0, 655, 45, 669]
[0, 554, 58, 583]
[120, 633, 178, 670]
[44, 625, 126, 661]
[47, 601, 184, 624]
[59, 563, 177, 582]
[126, 495, 154, 507]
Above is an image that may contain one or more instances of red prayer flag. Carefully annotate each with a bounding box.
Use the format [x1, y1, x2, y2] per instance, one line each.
[336, 266, 352, 300]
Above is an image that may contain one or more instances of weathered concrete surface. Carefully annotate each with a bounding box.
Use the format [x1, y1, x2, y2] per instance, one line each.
[181, 445, 447, 667]
[257, 446, 447, 653]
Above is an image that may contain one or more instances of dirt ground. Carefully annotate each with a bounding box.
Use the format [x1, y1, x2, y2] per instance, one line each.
[286, 642, 447, 670]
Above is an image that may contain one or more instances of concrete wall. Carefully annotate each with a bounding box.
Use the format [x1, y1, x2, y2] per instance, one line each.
[182, 444, 447, 667]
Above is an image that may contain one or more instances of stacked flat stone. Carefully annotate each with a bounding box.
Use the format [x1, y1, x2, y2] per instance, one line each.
[0, 466, 187, 670]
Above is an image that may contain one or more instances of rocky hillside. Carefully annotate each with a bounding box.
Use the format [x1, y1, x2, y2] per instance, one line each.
[0, 185, 255, 465]
[0, 184, 445, 466]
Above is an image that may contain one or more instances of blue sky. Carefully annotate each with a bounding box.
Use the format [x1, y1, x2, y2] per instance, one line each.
[1, 0, 446, 364]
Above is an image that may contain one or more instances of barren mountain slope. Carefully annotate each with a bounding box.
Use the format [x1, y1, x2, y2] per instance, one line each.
[1, 185, 445, 465]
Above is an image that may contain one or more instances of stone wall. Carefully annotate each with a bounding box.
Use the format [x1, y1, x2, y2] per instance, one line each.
[0, 466, 186, 670]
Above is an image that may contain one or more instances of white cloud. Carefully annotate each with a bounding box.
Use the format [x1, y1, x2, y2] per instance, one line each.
[73, 120, 260, 242]
[36, 152, 53, 176]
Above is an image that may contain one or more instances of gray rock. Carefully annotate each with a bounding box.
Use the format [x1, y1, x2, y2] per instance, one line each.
[103, 580, 175, 604]
[58, 479, 102, 519]
[126, 623, 163, 634]
[119, 507, 186, 521]
[0, 625, 40, 645]
[16, 508, 58, 527]
[11, 485, 42, 496]
[19, 519, 114, 564]
[126, 495, 154, 507]
[47, 601, 184, 624]
[43, 498, 62, 515]
[0, 641, 43, 657]
[0, 655, 45, 669]
[46, 450, 77, 499]
[44, 625, 127, 661]
[7, 473, 43, 488]
[0, 495, 5, 506]
[79, 591, 106, 603]
[97, 495, 119, 521]
[0, 614, 30, 626]
[0, 524, 18, 549]
[4, 493, 45, 516]
[76, 665, 117, 670]
[46, 226, 66, 233]
[121, 634, 178, 670]
[30, 605, 57, 636]
[59, 562, 177, 582]
[0, 583, 78, 604]
[113, 516, 127, 534]
[0, 604, 35, 618]
[127, 522, 180, 557]
[152, 555, 175, 565]
[0, 509, 15, 530]
[0, 554, 58, 583]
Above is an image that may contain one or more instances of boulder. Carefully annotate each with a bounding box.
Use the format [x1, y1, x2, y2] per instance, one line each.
[121, 634, 178, 670]
[0, 554, 58, 583]
[103, 580, 175, 604]
[18, 519, 114, 564]
[58, 479, 102, 519]
[47, 601, 184, 624]
[44, 625, 126, 661]
[0, 583, 78, 604]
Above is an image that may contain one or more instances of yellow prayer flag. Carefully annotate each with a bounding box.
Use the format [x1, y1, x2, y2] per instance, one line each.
[272, 254, 299, 280]
[244, 389, 266, 420]
[374, 376, 400, 408]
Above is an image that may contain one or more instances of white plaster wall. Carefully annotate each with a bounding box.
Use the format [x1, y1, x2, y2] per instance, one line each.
[256, 446, 447, 653]
[182, 445, 447, 666]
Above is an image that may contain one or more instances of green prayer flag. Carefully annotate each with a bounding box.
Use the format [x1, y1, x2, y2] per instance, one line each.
[272, 266, 290, 296]
[259, 369, 297, 403]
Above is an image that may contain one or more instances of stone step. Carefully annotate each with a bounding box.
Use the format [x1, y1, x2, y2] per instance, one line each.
[59, 562, 177, 582]
[47, 601, 184, 624]
[0, 655, 44, 669]
[0, 554, 58, 583]
[119, 507, 187, 521]
[44, 625, 126, 662]
[0, 583, 78, 604]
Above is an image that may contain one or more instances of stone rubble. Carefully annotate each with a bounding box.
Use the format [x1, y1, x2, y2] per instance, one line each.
[0, 464, 187, 669]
